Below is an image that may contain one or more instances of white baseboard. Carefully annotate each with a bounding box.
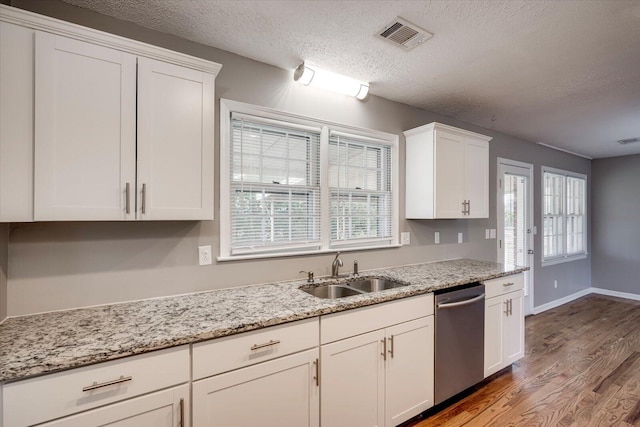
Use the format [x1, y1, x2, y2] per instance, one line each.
[532, 288, 592, 315]
[532, 287, 640, 315]
[591, 287, 640, 302]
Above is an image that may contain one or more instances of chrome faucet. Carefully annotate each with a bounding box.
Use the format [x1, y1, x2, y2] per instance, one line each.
[331, 252, 343, 277]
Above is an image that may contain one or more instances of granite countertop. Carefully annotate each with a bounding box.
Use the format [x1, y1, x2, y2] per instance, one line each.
[0, 258, 527, 383]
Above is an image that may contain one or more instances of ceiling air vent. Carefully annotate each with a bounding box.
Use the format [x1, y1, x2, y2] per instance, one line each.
[377, 17, 433, 51]
[618, 137, 640, 145]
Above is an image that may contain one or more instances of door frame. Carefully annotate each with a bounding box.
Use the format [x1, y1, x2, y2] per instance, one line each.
[497, 157, 534, 315]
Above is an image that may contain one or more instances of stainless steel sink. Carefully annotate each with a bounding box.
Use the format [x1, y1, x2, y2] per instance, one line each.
[301, 284, 366, 299]
[300, 277, 408, 299]
[346, 277, 408, 293]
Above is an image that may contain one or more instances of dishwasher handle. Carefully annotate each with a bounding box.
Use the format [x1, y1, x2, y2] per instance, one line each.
[437, 293, 485, 309]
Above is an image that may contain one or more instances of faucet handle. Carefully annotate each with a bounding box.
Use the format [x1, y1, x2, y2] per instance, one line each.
[299, 270, 314, 283]
[353, 260, 359, 276]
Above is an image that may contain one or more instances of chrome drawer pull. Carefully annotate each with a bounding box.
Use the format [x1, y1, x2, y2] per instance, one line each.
[381, 339, 387, 361]
[503, 282, 515, 287]
[313, 358, 320, 387]
[82, 375, 132, 392]
[250, 339, 281, 351]
[179, 398, 185, 427]
[388, 335, 395, 358]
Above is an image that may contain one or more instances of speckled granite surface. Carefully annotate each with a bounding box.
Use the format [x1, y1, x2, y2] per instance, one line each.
[0, 259, 526, 383]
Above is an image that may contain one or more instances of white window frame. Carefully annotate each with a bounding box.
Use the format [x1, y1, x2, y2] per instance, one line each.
[219, 99, 399, 261]
[541, 166, 588, 267]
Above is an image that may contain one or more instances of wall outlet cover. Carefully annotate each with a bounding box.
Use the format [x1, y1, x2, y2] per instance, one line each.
[485, 229, 490, 239]
[401, 231, 411, 245]
[434, 232, 440, 244]
[198, 245, 212, 266]
[490, 229, 496, 239]
[458, 232, 463, 244]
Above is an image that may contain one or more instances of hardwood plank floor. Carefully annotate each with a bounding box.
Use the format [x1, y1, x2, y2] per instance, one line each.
[406, 294, 640, 427]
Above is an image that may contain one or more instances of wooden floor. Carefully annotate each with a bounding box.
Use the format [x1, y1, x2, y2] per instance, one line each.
[408, 294, 640, 427]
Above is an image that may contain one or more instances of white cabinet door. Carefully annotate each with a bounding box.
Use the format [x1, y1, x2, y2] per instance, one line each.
[385, 317, 434, 427]
[192, 349, 319, 427]
[137, 57, 214, 220]
[34, 32, 137, 221]
[39, 384, 188, 427]
[504, 290, 525, 365]
[465, 138, 489, 218]
[484, 295, 506, 377]
[434, 129, 466, 218]
[484, 289, 525, 378]
[0, 21, 34, 222]
[321, 329, 386, 427]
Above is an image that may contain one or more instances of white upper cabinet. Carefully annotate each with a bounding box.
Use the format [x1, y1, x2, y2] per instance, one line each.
[0, 5, 221, 222]
[35, 33, 137, 221]
[137, 58, 214, 220]
[404, 122, 492, 219]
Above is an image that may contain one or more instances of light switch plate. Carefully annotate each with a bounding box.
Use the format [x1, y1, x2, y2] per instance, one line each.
[198, 245, 212, 266]
[401, 232, 411, 245]
[434, 232, 440, 244]
[458, 232, 463, 244]
[490, 229, 496, 239]
[485, 229, 490, 239]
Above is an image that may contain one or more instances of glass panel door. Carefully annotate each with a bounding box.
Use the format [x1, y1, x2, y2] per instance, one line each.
[498, 159, 534, 315]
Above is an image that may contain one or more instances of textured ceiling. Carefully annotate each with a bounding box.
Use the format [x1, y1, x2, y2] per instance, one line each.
[61, 0, 640, 158]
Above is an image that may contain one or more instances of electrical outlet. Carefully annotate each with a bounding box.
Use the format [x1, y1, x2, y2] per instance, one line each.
[198, 245, 212, 266]
[401, 232, 411, 245]
[434, 232, 440, 244]
[554, 280, 558, 289]
[458, 232, 463, 244]
[490, 229, 496, 239]
[485, 229, 490, 239]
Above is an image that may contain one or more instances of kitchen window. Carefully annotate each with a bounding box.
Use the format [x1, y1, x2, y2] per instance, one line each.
[542, 167, 587, 266]
[219, 99, 399, 260]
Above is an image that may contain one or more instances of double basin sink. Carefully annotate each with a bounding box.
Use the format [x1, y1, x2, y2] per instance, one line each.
[300, 277, 409, 299]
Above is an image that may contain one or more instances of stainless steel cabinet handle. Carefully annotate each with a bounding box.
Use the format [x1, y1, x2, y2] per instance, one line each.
[388, 335, 395, 358]
[179, 398, 185, 427]
[437, 293, 485, 309]
[467, 200, 471, 215]
[461, 201, 466, 215]
[504, 300, 509, 315]
[503, 282, 515, 287]
[381, 339, 387, 361]
[313, 358, 320, 387]
[141, 183, 147, 214]
[509, 298, 513, 316]
[82, 375, 132, 392]
[250, 339, 280, 351]
[125, 182, 131, 214]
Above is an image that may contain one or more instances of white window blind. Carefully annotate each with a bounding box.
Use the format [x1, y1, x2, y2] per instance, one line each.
[542, 168, 587, 263]
[329, 132, 393, 247]
[230, 116, 321, 255]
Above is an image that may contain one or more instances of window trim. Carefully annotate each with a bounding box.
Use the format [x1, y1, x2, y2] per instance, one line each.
[541, 166, 588, 267]
[219, 98, 399, 261]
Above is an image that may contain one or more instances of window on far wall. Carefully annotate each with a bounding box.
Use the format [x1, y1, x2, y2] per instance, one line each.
[219, 99, 399, 260]
[542, 167, 587, 265]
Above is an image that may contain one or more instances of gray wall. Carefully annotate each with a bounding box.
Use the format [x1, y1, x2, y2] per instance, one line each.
[592, 154, 640, 294]
[0, 224, 7, 321]
[5, 0, 591, 316]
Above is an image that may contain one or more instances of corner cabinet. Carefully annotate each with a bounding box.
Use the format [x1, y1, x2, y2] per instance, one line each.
[483, 273, 525, 377]
[0, 6, 220, 222]
[404, 122, 492, 219]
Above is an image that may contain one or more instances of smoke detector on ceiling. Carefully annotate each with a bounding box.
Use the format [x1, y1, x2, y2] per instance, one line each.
[377, 17, 433, 51]
[618, 137, 640, 145]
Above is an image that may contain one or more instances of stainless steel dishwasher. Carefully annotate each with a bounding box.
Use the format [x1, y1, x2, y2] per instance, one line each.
[434, 283, 485, 405]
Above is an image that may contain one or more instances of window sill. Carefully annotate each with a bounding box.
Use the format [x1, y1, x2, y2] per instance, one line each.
[218, 243, 402, 262]
[541, 253, 588, 267]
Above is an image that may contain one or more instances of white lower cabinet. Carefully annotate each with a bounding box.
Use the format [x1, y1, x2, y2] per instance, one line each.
[192, 348, 320, 427]
[484, 289, 525, 377]
[321, 316, 435, 427]
[39, 384, 188, 427]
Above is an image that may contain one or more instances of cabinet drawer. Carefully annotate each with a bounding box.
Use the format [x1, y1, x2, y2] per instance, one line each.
[3, 345, 189, 427]
[192, 318, 319, 380]
[483, 273, 524, 299]
[320, 294, 433, 344]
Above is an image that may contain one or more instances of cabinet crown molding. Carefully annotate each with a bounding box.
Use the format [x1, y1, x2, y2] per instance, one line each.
[0, 4, 222, 75]
[403, 122, 493, 142]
